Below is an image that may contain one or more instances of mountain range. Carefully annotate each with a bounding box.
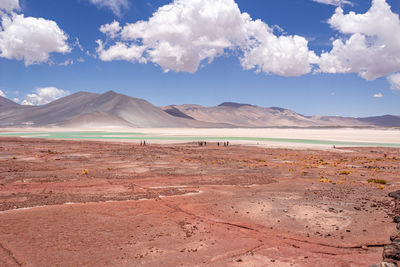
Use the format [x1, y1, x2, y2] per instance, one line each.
[0, 91, 399, 128]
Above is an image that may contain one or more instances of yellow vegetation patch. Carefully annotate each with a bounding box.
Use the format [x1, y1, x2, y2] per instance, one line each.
[367, 178, 387, 185]
[319, 178, 332, 183]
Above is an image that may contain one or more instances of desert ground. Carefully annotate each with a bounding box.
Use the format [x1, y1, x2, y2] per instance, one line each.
[0, 130, 400, 266]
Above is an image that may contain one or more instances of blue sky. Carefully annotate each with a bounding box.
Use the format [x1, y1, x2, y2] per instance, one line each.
[0, 0, 400, 117]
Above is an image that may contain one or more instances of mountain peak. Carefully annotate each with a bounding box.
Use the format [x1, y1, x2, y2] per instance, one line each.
[218, 102, 252, 108]
[102, 90, 118, 96]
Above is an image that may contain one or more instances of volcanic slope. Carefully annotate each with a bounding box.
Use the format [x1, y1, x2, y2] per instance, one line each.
[0, 96, 19, 108]
[169, 102, 370, 127]
[0, 91, 229, 128]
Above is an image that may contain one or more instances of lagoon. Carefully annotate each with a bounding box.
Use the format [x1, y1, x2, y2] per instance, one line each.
[1, 128, 399, 148]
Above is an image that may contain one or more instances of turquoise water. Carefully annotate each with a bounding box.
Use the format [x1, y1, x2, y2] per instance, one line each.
[0, 131, 399, 148]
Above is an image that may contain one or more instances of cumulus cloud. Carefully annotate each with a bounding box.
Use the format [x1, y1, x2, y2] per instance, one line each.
[96, 39, 146, 63]
[317, 0, 400, 80]
[89, 0, 129, 17]
[240, 19, 317, 76]
[312, 0, 352, 6]
[0, 90, 6, 97]
[96, 0, 316, 76]
[387, 73, 400, 91]
[22, 87, 70, 106]
[99, 20, 121, 38]
[0, 13, 71, 66]
[373, 93, 383, 98]
[0, 0, 71, 67]
[0, 0, 19, 13]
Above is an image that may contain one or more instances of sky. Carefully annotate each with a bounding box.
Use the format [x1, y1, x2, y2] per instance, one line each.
[0, 0, 400, 117]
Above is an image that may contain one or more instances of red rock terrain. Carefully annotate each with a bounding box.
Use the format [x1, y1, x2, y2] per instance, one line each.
[0, 137, 399, 266]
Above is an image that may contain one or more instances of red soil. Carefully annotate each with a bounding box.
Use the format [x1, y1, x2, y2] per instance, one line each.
[0, 137, 399, 266]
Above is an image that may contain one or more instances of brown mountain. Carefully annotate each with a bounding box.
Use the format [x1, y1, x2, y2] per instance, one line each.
[0, 92, 399, 128]
[167, 103, 371, 127]
[358, 115, 400, 127]
[0, 91, 230, 128]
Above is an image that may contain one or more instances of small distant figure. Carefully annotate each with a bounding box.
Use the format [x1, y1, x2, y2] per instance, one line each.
[204, 141, 207, 146]
[143, 140, 146, 146]
[333, 145, 336, 149]
[227, 141, 229, 146]
[217, 142, 220, 147]
[223, 142, 226, 147]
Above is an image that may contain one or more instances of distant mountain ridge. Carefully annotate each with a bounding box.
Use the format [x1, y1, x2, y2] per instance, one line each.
[0, 93, 399, 128]
[358, 115, 400, 127]
[167, 103, 379, 128]
[218, 102, 253, 108]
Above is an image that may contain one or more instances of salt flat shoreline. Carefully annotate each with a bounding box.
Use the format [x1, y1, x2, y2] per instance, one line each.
[0, 127, 399, 149]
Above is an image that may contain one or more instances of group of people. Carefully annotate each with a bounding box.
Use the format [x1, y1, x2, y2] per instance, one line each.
[139, 140, 229, 147]
[197, 141, 230, 147]
[217, 141, 229, 147]
[198, 141, 207, 146]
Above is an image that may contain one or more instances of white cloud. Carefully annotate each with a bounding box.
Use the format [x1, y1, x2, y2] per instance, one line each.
[240, 19, 317, 76]
[96, 40, 146, 63]
[13, 97, 19, 102]
[89, 0, 129, 17]
[99, 20, 121, 38]
[373, 93, 383, 98]
[0, 90, 6, 97]
[387, 73, 400, 91]
[96, 0, 315, 76]
[98, 0, 248, 73]
[22, 87, 70, 106]
[0, 13, 71, 66]
[0, 0, 19, 13]
[312, 0, 352, 6]
[317, 0, 400, 80]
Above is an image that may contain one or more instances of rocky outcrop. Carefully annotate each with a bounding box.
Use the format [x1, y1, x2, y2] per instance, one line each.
[371, 191, 400, 266]
[370, 262, 398, 267]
